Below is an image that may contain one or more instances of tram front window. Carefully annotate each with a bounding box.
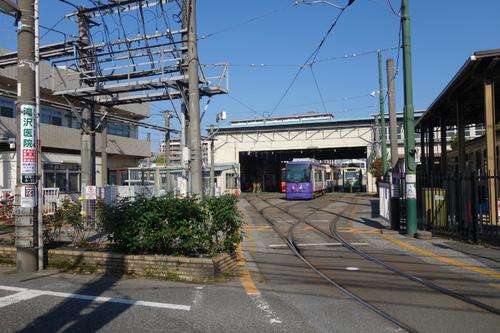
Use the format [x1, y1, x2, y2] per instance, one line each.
[345, 171, 358, 181]
[286, 164, 311, 183]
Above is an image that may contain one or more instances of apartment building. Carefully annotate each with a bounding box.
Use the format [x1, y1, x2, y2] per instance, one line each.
[0, 53, 150, 193]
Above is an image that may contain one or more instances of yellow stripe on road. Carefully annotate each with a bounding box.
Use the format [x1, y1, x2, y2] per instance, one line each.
[379, 233, 500, 279]
[237, 221, 261, 296]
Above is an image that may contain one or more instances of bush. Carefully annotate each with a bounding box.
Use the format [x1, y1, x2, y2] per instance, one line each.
[43, 198, 89, 245]
[97, 195, 243, 257]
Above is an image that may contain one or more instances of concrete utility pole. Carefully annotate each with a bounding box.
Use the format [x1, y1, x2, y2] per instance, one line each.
[186, 0, 203, 196]
[163, 112, 171, 191]
[387, 58, 398, 169]
[401, 0, 417, 237]
[16, 0, 39, 272]
[378, 50, 387, 176]
[210, 128, 215, 196]
[101, 112, 108, 187]
[77, 12, 95, 196]
[34, 0, 43, 270]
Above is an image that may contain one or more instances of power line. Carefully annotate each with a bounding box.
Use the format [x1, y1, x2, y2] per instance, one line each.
[386, 0, 401, 17]
[227, 91, 375, 116]
[198, 3, 297, 41]
[309, 65, 328, 114]
[225, 46, 400, 69]
[269, 1, 356, 117]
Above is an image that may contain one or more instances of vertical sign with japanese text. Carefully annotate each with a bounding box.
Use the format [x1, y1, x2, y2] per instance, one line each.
[20, 104, 36, 184]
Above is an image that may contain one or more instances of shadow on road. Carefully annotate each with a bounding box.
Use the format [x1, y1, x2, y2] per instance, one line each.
[18, 255, 130, 332]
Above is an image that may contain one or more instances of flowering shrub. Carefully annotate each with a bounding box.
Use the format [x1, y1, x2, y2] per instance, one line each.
[0, 192, 15, 227]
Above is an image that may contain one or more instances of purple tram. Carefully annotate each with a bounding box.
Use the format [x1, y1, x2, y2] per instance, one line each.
[285, 159, 327, 200]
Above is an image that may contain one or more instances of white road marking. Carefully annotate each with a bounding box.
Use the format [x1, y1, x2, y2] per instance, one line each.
[192, 286, 204, 306]
[268, 242, 368, 248]
[345, 267, 359, 271]
[251, 294, 282, 325]
[0, 290, 44, 308]
[0, 285, 191, 311]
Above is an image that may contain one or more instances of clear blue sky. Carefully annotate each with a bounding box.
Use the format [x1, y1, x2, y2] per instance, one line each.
[1, 0, 499, 150]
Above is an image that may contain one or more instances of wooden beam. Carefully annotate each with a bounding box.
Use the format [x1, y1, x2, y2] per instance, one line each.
[484, 78, 497, 226]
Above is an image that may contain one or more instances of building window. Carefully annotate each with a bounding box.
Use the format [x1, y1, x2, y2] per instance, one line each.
[0, 98, 14, 118]
[108, 122, 131, 138]
[226, 173, 238, 189]
[43, 163, 80, 192]
[475, 124, 485, 137]
[41, 107, 62, 126]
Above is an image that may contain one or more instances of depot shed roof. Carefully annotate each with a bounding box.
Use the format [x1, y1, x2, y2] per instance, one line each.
[417, 49, 500, 128]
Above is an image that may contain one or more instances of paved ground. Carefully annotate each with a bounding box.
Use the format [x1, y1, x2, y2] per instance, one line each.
[0, 192, 499, 332]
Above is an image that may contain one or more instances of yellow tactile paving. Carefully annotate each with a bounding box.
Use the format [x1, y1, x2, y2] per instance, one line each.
[379, 233, 500, 279]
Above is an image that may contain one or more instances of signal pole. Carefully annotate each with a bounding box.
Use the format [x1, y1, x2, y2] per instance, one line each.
[186, 0, 203, 196]
[16, 0, 39, 272]
[401, 0, 417, 237]
[378, 50, 387, 176]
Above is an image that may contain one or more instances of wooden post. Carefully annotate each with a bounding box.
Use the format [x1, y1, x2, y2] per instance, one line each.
[484, 79, 497, 227]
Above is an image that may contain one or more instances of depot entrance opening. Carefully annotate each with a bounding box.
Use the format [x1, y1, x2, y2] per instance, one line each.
[239, 146, 367, 193]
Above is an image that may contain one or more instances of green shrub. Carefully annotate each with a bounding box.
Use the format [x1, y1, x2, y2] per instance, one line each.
[97, 195, 243, 257]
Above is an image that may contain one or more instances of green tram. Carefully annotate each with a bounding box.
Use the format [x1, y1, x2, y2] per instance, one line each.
[333, 167, 364, 192]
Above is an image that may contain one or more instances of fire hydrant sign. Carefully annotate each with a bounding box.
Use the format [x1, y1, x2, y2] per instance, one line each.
[20, 104, 36, 184]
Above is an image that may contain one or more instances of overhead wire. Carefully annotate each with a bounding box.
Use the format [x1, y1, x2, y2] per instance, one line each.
[309, 65, 328, 114]
[198, 2, 297, 41]
[225, 46, 399, 69]
[269, 2, 354, 118]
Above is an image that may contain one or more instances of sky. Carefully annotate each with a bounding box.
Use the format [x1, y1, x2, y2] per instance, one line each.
[1, 0, 499, 151]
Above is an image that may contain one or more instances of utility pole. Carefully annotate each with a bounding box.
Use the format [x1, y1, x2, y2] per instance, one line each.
[164, 112, 172, 192]
[180, 1, 190, 195]
[77, 11, 95, 197]
[34, 0, 43, 270]
[101, 111, 108, 187]
[401, 0, 417, 237]
[186, 0, 203, 196]
[378, 50, 387, 176]
[387, 58, 398, 169]
[210, 127, 215, 196]
[146, 133, 151, 168]
[16, 0, 39, 272]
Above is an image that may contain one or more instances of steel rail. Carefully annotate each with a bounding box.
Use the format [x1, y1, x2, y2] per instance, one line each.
[246, 196, 417, 333]
[288, 196, 500, 316]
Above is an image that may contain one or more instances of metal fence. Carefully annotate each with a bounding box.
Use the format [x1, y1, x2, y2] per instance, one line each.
[416, 171, 500, 245]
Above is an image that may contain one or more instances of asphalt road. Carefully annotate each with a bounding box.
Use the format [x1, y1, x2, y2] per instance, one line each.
[0, 192, 499, 332]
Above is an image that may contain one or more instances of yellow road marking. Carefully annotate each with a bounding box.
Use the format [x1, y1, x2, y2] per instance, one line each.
[237, 222, 260, 296]
[379, 233, 500, 279]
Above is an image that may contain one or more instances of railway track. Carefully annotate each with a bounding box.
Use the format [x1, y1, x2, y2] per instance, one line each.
[246, 196, 418, 333]
[246, 194, 500, 333]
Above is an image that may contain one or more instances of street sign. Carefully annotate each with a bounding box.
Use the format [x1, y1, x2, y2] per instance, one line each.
[20, 104, 36, 184]
[85, 185, 97, 200]
[21, 185, 36, 208]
